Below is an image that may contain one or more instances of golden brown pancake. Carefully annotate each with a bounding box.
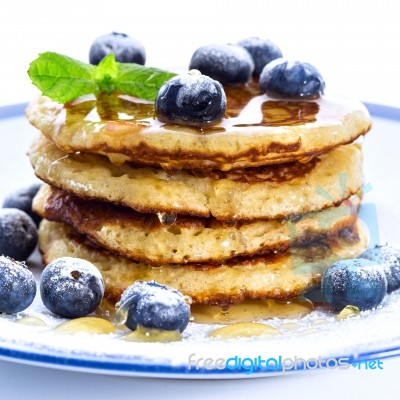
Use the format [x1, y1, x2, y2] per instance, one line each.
[29, 136, 363, 221]
[39, 220, 367, 305]
[34, 184, 360, 264]
[25, 82, 371, 171]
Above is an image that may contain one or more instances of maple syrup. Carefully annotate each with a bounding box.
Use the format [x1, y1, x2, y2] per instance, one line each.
[122, 325, 181, 342]
[209, 322, 279, 339]
[190, 298, 314, 325]
[53, 317, 116, 335]
[61, 81, 353, 137]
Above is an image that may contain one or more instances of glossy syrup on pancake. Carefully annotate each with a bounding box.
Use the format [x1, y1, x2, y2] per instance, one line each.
[63, 81, 321, 130]
[26, 81, 371, 170]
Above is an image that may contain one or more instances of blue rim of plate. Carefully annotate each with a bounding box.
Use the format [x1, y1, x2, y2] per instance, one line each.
[0, 103, 28, 120]
[1, 101, 400, 378]
[1, 339, 400, 378]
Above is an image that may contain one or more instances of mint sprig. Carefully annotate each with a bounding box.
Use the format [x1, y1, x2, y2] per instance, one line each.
[28, 52, 176, 103]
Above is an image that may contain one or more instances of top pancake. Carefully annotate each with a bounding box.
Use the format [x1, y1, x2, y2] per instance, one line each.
[26, 82, 371, 171]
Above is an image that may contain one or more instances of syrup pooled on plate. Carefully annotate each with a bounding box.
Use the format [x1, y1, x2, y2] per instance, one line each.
[191, 298, 314, 325]
[96, 297, 314, 327]
[92, 296, 315, 340]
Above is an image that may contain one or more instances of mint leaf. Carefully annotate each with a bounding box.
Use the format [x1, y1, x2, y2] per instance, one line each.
[28, 51, 177, 103]
[28, 52, 97, 103]
[116, 63, 177, 101]
[94, 54, 119, 95]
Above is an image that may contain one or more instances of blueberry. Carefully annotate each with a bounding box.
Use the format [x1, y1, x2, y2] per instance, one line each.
[189, 44, 254, 85]
[358, 245, 400, 293]
[0, 256, 36, 313]
[2, 183, 42, 226]
[259, 59, 325, 99]
[89, 32, 146, 65]
[237, 37, 283, 77]
[155, 70, 226, 127]
[40, 257, 104, 318]
[0, 208, 38, 261]
[322, 258, 387, 311]
[117, 281, 190, 332]
[117, 281, 144, 330]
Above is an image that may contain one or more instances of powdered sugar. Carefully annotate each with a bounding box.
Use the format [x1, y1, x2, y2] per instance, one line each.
[0, 257, 30, 290]
[355, 264, 386, 281]
[174, 75, 218, 108]
[0, 256, 36, 313]
[358, 245, 400, 292]
[1, 283, 400, 376]
[0, 208, 38, 260]
[42, 257, 103, 285]
[189, 43, 254, 85]
[117, 280, 190, 332]
[40, 257, 104, 318]
[1, 249, 400, 377]
[194, 44, 254, 73]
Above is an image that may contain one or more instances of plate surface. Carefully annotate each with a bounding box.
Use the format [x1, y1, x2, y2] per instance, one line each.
[0, 103, 400, 378]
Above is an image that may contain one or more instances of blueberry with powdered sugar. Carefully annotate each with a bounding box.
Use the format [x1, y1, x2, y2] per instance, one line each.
[155, 70, 226, 127]
[358, 245, 400, 293]
[189, 43, 254, 85]
[89, 32, 146, 65]
[237, 37, 283, 77]
[116, 281, 190, 332]
[322, 258, 387, 311]
[259, 59, 325, 99]
[0, 208, 38, 261]
[0, 256, 36, 314]
[2, 183, 42, 226]
[116, 281, 144, 330]
[40, 257, 104, 318]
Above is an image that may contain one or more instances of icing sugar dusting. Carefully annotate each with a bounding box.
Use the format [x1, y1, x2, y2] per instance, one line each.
[44, 257, 103, 283]
[0, 208, 37, 242]
[200, 44, 254, 69]
[1, 252, 400, 375]
[40, 257, 105, 315]
[355, 264, 386, 281]
[359, 245, 400, 292]
[175, 75, 218, 108]
[1, 288, 400, 373]
[0, 256, 34, 289]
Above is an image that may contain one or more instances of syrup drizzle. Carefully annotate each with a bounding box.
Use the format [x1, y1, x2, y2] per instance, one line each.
[183, 298, 314, 325]
[95, 297, 314, 328]
[61, 80, 362, 137]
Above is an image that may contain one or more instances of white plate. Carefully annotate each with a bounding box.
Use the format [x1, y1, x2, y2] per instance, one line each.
[1, 103, 400, 378]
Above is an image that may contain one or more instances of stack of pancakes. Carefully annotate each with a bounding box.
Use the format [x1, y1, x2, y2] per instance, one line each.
[26, 82, 371, 306]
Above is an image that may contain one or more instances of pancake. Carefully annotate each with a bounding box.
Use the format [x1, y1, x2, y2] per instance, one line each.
[39, 220, 367, 305]
[25, 82, 371, 171]
[33, 184, 360, 264]
[29, 136, 363, 221]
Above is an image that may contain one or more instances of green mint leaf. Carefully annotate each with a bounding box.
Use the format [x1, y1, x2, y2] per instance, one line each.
[93, 54, 118, 95]
[28, 52, 177, 103]
[116, 63, 177, 101]
[28, 52, 97, 103]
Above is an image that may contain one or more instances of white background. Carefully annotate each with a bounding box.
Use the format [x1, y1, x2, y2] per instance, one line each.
[0, 1, 399, 398]
[0, 0, 399, 107]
